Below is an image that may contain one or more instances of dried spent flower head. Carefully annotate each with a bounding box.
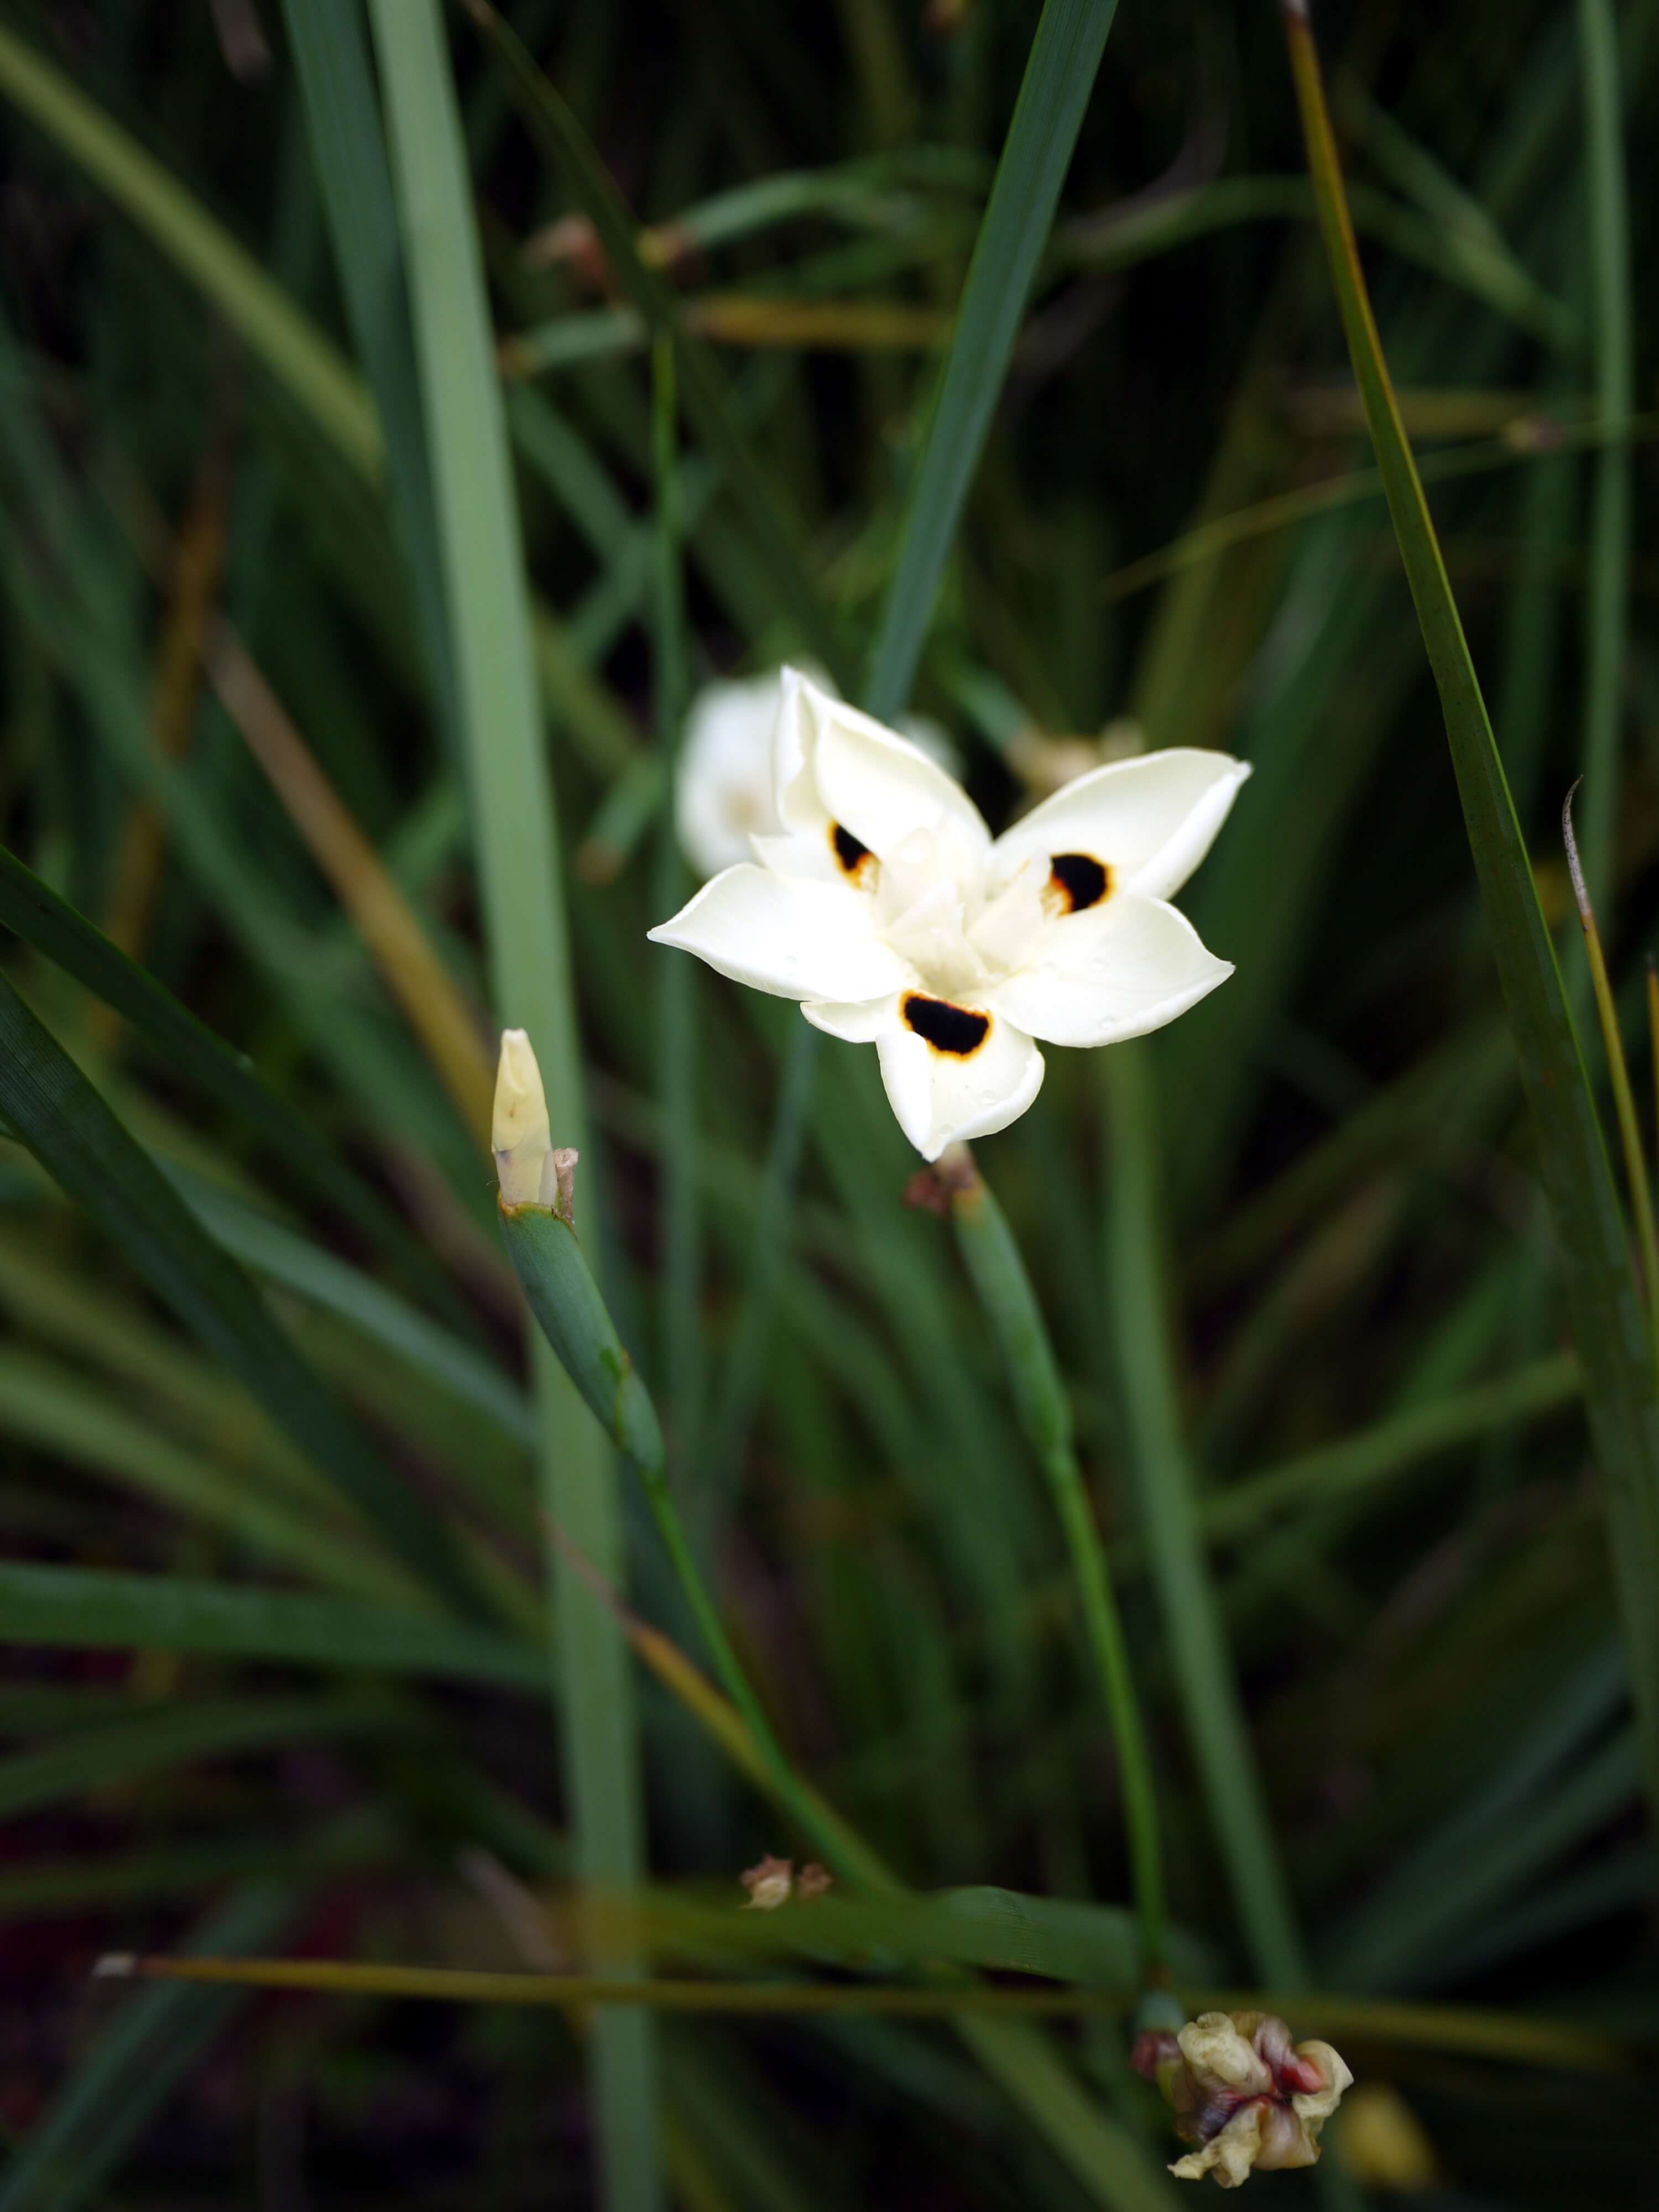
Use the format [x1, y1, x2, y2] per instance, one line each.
[1131, 2011, 1352, 2189]
[739, 1854, 795, 1911]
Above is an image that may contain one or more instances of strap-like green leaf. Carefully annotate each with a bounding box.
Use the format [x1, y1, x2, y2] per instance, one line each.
[864, 0, 1120, 722]
[458, 0, 849, 688]
[0, 1694, 419, 1824]
[279, 0, 459, 755]
[0, 1561, 542, 1688]
[1282, 0, 1659, 1816]
[0, 840, 436, 1293]
[0, 974, 486, 1619]
[0, 1881, 301, 2212]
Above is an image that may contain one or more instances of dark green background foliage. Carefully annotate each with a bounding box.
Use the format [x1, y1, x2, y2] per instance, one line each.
[0, 0, 1652, 2206]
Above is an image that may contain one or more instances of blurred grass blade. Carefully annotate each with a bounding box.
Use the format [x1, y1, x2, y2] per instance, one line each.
[0, 1344, 421, 1604]
[650, 341, 702, 1475]
[1281, 0, 1659, 1820]
[1562, 786, 1659, 1370]
[1203, 1352, 1580, 1546]
[1105, 1043, 1310, 1989]
[278, 0, 459, 753]
[0, 1882, 301, 2212]
[0, 1695, 417, 1825]
[205, 625, 494, 1139]
[0, 973, 485, 1619]
[505, 1196, 899, 1892]
[0, 841, 430, 1287]
[553, 1516, 1180, 2210]
[457, 0, 848, 687]
[174, 1171, 534, 1448]
[1574, 0, 1634, 911]
[75, 1953, 1633, 2076]
[0, 18, 635, 794]
[366, 7, 661, 2203]
[0, 19, 378, 476]
[0, 1561, 542, 1689]
[946, 1157, 1166, 1977]
[863, 0, 1120, 722]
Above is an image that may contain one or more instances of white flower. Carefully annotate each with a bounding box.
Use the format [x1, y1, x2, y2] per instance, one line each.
[675, 665, 958, 880]
[649, 670, 1248, 1162]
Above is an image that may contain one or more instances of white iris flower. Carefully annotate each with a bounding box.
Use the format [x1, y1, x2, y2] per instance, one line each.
[675, 665, 956, 879]
[649, 669, 1248, 1161]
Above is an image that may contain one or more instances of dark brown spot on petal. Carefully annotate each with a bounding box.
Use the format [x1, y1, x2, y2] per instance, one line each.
[902, 992, 990, 1057]
[1046, 852, 1111, 914]
[830, 822, 877, 884]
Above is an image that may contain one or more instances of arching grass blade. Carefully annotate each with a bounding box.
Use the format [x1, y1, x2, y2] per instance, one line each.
[1280, 0, 1659, 1822]
[0, 974, 486, 1620]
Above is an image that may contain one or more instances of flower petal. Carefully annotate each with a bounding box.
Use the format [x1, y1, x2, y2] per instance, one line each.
[989, 748, 1250, 902]
[801, 995, 896, 1042]
[985, 894, 1232, 1047]
[648, 864, 909, 1002]
[874, 998, 1044, 1161]
[776, 669, 990, 869]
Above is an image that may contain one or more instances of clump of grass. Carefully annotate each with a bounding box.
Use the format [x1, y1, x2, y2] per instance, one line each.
[0, 4, 1651, 2209]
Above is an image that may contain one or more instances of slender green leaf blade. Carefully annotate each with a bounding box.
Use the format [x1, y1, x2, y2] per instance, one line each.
[1282, 0, 1659, 1817]
[0, 841, 429, 1285]
[0, 1882, 301, 2212]
[367, 8, 660, 2201]
[0, 974, 484, 1619]
[864, 0, 1120, 721]
[0, 1561, 543, 1689]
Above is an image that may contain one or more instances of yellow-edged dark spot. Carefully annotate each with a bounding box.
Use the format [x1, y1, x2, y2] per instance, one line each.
[1045, 851, 1111, 915]
[830, 821, 877, 884]
[902, 992, 990, 1057]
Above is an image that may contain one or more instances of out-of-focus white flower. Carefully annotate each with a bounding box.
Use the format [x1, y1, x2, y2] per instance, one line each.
[1131, 2010, 1353, 2189]
[649, 669, 1247, 1161]
[675, 665, 958, 880]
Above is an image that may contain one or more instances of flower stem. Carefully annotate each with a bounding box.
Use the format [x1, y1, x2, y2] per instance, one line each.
[498, 1194, 897, 1896]
[942, 1150, 1168, 1981]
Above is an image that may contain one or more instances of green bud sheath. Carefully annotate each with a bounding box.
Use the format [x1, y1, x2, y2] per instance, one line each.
[498, 1197, 665, 1475]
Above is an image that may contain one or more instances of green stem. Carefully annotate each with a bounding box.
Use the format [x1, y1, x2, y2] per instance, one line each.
[945, 1153, 1167, 1979]
[499, 1199, 1181, 2205]
[1103, 1043, 1310, 1990]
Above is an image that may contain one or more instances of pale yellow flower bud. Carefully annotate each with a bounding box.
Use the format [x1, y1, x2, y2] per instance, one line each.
[493, 1029, 562, 1209]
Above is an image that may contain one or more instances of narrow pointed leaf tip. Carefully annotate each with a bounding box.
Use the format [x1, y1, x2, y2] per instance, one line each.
[492, 1028, 577, 1215]
[1561, 778, 1593, 925]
